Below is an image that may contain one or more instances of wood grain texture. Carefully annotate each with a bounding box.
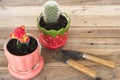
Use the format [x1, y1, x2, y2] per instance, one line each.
[1, 0, 120, 6]
[0, 49, 120, 80]
[1, 28, 120, 38]
[68, 59, 97, 78]
[1, 16, 120, 27]
[1, 6, 120, 27]
[0, 2, 120, 80]
[1, 29, 120, 54]
[1, 6, 120, 16]
[85, 54, 116, 68]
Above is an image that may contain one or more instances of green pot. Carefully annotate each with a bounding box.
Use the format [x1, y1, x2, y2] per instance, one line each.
[37, 13, 70, 49]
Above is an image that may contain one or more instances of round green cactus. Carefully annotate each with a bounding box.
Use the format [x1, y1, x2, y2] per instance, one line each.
[43, 1, 61, 24]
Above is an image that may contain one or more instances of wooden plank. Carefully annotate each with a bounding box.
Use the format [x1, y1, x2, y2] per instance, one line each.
[1, 6, 120, 16]
[0, 49, 120, 80]
[1, 6, 120, 27]
[0, 47, 119, 80]
[1, 0, 120, 6]
[0, 53, 119, 69]
[70, 15, 120, 27]
[1, 66, 120, 80]
[1, 15, 120, 28]
[1, 49, 119, 68]
[2, 37, 120, 49]
[0, 48, 120, 69]
[1, 5, 120, 80]
[1, 28, 120, 38]
[0, 51, 7, 68]
[1, 28, 120, 54]
[69, 28, 120, 38]
[1, 37, 120, 55]
[62, 48, 120, 55]
[67, 38, 120, 48]
[36, 66, 120, 80]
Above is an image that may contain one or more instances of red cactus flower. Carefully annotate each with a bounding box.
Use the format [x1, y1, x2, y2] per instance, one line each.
[10, 25, 30, 43]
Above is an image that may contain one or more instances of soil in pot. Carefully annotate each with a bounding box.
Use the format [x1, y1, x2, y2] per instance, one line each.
[39, 14, 68, 30]
[7, 36, 38, 56]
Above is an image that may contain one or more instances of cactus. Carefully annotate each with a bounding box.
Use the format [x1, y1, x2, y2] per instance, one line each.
[43, 1, 61, 24]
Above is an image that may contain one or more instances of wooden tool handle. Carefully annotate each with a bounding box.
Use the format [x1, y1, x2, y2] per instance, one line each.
[84, 54, 116, 68]
[68, 59, 97, 78]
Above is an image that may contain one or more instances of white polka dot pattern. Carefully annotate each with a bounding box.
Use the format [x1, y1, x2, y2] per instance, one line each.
[41, 31, 68, 46]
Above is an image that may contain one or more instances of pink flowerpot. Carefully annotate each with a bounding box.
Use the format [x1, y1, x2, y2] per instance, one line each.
[4, 35, 44, 80]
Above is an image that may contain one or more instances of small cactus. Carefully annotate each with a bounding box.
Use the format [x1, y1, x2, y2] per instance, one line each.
[43, 1, 61, 24]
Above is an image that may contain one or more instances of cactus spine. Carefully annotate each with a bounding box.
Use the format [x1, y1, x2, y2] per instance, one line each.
[43, 1, 61, 24]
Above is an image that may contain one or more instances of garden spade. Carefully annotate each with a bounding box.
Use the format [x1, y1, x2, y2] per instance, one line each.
[61, 50, 116, 68]
[53, 51, 101, 80]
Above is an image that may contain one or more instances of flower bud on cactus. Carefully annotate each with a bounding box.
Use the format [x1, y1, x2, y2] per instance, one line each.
[43, 1, 61, 24]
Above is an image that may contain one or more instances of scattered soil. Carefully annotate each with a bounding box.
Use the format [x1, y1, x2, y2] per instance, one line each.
[39, 14, 68, 30]
[7, 36, 38, 56]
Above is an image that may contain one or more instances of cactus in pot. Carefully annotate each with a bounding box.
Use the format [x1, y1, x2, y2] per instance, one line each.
[43, 0, 60, 24]
[4, 26, 44, 79]
[37, 0, 70, 49]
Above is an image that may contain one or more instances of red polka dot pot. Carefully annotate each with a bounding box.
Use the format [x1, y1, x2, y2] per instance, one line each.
[39, 31, 68, 49]
[37, 13, 70, 49]
[4, 34, 44, 80]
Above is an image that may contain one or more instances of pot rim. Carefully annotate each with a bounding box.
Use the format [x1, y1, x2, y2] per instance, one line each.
[4, 33, 41, 57]
[37, 12, 70, 37]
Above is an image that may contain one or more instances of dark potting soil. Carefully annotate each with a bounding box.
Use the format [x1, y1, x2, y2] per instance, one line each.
[7, 37, 38, 56]
[39, 15, 68, 30]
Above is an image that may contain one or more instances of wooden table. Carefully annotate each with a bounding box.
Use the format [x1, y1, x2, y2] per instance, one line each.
[0, 0, 120, 80]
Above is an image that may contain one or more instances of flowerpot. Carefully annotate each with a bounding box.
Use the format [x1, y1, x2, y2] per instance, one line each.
[4, 34, 44, 80]
[37, 13, 70, 49]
